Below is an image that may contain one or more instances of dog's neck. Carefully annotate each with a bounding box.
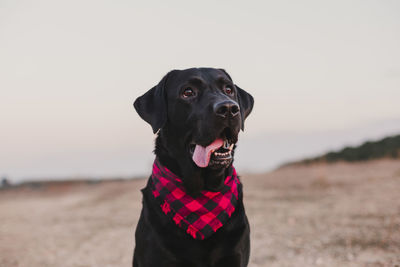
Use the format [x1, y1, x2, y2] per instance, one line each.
[154, 128, 228, 195]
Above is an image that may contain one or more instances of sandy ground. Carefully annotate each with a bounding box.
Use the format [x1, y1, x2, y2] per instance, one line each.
[0, 159, 399, 267]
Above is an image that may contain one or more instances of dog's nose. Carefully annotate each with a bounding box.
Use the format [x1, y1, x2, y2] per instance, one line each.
[214, 100, 240, 118]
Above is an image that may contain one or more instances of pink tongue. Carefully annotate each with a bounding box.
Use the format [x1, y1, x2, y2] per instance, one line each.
[192, 139, 224, 168]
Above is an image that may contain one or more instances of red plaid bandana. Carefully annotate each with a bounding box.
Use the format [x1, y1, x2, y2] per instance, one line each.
[151, 159, 240, 240]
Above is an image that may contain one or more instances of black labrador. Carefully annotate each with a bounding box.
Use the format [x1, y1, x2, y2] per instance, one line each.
[133, 68, 254, 267]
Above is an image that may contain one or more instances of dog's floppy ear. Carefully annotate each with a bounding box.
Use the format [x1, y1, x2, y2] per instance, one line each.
[219, 69, 254, 130]
[134, 71, 174, 134]
[235, 85, 254, 130]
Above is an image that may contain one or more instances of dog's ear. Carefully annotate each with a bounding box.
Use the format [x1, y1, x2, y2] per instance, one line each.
[134, 71, 174, 134]
[219, 69, 254, 130]
[235, 85, 254, 130]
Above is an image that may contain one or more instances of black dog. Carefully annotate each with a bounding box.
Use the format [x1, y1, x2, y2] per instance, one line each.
[133, 68, 254, 267]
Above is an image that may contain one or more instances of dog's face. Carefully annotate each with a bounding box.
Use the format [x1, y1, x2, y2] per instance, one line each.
[134, 68, 254, 192]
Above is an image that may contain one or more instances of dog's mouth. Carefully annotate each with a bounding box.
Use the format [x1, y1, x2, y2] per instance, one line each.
[189, 128, 236, 168]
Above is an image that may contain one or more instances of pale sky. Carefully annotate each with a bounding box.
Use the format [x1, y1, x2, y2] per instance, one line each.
[1, 0, 400, 182]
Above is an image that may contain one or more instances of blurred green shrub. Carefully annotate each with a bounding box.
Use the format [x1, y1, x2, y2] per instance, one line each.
[297, 134, 400, 165]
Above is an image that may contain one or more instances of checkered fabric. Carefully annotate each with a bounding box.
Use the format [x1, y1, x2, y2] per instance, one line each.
[151, 159, 240, 240]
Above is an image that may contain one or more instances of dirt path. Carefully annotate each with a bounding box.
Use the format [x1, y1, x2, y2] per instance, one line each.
[1, 159, 399, 266]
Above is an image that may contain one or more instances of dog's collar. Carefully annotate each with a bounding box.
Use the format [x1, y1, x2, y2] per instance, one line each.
[150, 158, 240, 240]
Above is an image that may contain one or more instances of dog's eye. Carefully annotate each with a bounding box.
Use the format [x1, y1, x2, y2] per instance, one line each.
[182, 88, 195, 98]
[224, 86, 233, 95]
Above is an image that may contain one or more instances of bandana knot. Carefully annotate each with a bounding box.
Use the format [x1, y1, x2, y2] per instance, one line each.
[150, 159, 240, 240]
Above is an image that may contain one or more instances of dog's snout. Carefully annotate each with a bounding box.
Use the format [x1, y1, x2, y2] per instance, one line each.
[214, 100, 240, 118]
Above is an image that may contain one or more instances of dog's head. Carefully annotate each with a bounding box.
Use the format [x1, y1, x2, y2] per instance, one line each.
[134, 68, 254, 193]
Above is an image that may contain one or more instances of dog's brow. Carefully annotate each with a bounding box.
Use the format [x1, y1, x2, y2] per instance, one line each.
[216, 76, 232, 85]
[188, 77, 206, 86]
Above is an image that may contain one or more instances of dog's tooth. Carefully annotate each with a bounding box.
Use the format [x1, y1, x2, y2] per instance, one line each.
[229, 144, 234, 151]
[223, 140, 230, 149]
